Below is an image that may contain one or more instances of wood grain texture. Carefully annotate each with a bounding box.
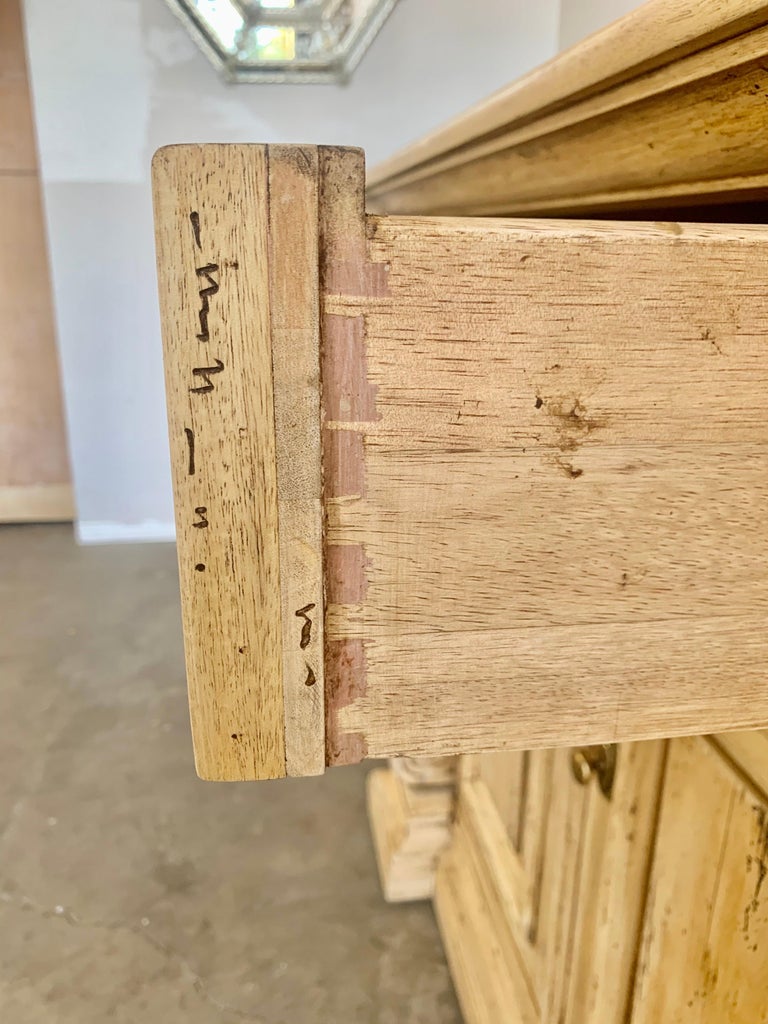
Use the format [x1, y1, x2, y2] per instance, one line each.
[458, 775, 540, 961]
[631, 736, 768, 1023]
[437, 746, 596, 1022]
[712, 729, 768, 795]
[154, 144, 284, 781]
[477, 751, 527, 852]
[441, 734, 768, 1023]
[154, 144, 768, 777]
[435, 814, 539, 1024]
[563, 741, 667, 1024]
[326, 214, 768, 763]
[318, 147, 390, 767]
[267, 146, 325, 777]
[533, 748, 589, 1023]
[367, 1, 768, 216]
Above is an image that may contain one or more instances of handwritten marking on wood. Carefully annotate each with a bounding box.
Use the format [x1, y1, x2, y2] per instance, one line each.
[190, 210, 201, 249]
[153, 144, 286, 781]
[195, 263, 219, 342]
[189, 358, 225, 394]
[295, 603, 316, 650]
[184, 427, 195, 475]
[295, 602, 318, 689]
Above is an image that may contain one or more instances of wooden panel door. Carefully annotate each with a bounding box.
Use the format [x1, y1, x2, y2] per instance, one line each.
[631, 735, 768, 1023]
[434, 750, 563, 1024]
[0, 0, 72, 522]
[563, 740, 666, 1023]
[433, 741, 667, 1024]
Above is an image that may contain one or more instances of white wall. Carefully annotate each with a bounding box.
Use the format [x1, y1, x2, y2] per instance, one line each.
[558, 0, 640, 50]
[23, 0, 559, 542]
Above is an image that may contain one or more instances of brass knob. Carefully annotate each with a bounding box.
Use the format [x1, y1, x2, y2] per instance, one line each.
[571, 744, 617, 798]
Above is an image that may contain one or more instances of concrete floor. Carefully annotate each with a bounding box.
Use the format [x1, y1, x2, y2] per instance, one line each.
[0, 525, 460, 1023]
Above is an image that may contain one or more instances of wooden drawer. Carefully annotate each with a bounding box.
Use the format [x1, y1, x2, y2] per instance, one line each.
[153, 144, 768, 783]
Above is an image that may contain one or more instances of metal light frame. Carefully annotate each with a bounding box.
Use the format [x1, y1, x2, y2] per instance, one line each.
[165, 0, 398, 84]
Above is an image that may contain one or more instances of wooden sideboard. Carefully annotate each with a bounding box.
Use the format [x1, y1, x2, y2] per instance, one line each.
[365, 2, 768, 1019]
[152, 1, 768, 1019]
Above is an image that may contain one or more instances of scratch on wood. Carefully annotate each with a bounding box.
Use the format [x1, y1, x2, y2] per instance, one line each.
[554, 456, 584, 479]
[546, 396, 602, 451]
[535, 393, 603, 478]
[744, 804, 768, 939]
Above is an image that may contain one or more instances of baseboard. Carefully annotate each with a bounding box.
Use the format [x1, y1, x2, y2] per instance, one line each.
[0, 483, 74, 523]
[76, 519, 177, 544]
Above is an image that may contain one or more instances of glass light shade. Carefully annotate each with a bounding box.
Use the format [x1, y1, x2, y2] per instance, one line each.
[165, 0, 398, 83]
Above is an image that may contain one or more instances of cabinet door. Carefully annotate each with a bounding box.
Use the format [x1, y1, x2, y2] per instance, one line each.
[562, 740, 666, 1024]
[434, 741, 666, 1024]
[434, 748, 574, 1024]
[154, 143, 768, 782]
[631, 735, 768, 1024]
